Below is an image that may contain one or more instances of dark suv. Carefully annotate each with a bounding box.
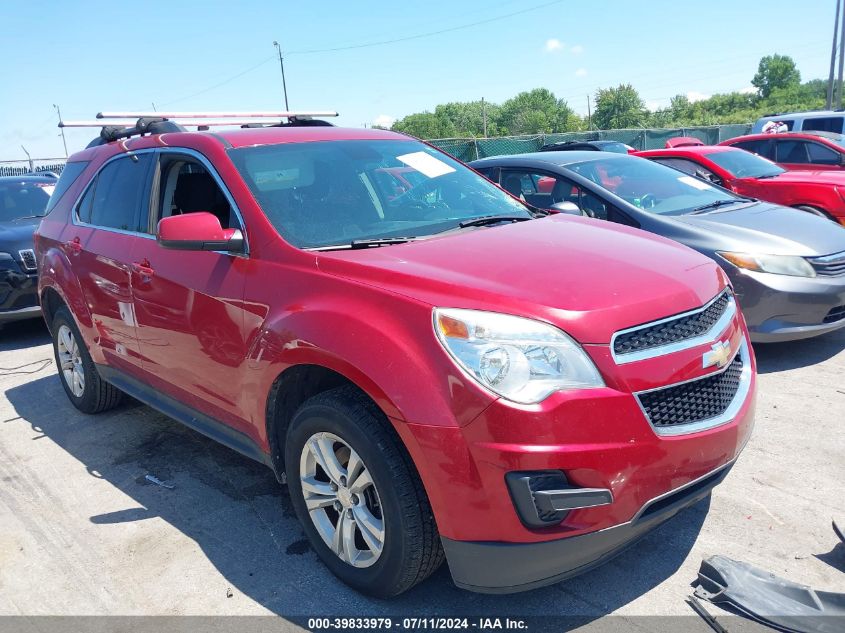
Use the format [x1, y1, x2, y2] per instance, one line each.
[0, 174, 55, 325]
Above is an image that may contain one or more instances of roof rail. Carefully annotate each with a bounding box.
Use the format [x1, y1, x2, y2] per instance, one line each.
[96, 110, 338, 119]
[61, 111, 340, 147]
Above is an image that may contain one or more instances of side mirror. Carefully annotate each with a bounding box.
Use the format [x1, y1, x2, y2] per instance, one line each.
[157, 212, 245, 253]
[548, 201, 584, 216]
[838, 153, 845, 166]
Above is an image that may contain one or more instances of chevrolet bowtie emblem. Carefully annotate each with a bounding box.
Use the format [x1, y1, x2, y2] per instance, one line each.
[703, 340, 732, 369]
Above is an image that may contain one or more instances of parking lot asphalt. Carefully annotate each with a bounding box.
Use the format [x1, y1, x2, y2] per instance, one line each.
[0, 318, 843, 624]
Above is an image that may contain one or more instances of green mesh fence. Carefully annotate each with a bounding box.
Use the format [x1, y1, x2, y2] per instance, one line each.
[427, 124, 753, 160]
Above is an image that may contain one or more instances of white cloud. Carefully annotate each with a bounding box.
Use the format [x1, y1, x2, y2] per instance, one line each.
[570, 44, 584, 55]
[646, 99, 670, 112]
[686, 90, 710, 103]
[575, 68, 588, 77]
[372, 114, 395, 128]
[545, 38, 563, 52]
[739, 85, 757, 95]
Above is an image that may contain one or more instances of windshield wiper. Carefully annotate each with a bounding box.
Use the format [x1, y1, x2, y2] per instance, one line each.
[349, 236, 419, 249]
[458, 215, 532, 228]
[689, 199, 749, 215]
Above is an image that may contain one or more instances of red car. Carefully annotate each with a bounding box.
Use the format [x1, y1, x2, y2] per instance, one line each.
[635, 145, 845, 225]
[36, 113, 755, 596]
[719, 131, 845, 172]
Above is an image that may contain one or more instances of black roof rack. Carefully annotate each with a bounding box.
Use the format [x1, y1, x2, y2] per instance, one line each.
[59, 110, 340, 147]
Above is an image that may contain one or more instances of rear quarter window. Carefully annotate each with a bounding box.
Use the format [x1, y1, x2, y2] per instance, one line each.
[43, 162, 89, 214]
[801, 116, 844, 133]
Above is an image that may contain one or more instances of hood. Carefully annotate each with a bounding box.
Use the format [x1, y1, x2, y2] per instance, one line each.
[769, 170, 845, 185]
[316, 215, 726, 344]
[0, 217, 39, 252]
[673, 201, 845, 256]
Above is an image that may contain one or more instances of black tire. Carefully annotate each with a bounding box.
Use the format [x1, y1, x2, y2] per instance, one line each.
[285, 386, 444, 597]
[795, 205, 836, 222]
[52, 306, 122, 414]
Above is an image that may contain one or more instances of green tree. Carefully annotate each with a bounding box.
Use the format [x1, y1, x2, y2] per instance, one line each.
[752, 54, 801, 99]
[497, 89, 581, 135]
[592, 84, 647, 129]
[391, 111, 457, 139]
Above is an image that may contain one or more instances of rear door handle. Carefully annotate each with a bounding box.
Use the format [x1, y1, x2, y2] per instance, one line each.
[64, 237, 82, 254]
[132, 260, 155, 278]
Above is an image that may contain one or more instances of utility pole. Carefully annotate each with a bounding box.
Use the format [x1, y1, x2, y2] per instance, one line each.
[53, 104, 68, 157]
[587, 95, 592, 130]
[481, 97, 487, 138]
[273, 41, 290, 111]
[151, 102, 157, 111]
[21, 145, 33, 172]
[838, 3, 845, 109]
[827, 0, 841, 109]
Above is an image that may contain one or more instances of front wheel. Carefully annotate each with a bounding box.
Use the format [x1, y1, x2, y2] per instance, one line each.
[794, 205, 837, 222]
[285, 386, 443, 597]
[52, 307, 122, 414]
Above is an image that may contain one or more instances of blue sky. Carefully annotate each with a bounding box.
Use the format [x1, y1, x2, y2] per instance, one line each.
[0, 0, 836, 159]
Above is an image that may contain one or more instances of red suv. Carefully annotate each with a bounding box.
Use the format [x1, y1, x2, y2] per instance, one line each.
[36, 113, 756, 596]
[719, 131, 845, 172]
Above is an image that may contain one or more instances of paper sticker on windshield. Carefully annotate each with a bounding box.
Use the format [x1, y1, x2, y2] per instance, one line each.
[678, 175, 712, 190]
[396, 152, 455, 179]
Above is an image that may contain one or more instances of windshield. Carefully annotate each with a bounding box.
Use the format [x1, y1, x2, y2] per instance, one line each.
[229, 139, 531, 249]
[0, 182, 53, 221]
[704, 149, 784, 178]
[566, 155, 741, 215]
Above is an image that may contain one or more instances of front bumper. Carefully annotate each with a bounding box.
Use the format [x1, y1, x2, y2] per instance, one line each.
[443, 460, 734, 593]
[0, 272, 40, 323]
[728, 268, 845, 342]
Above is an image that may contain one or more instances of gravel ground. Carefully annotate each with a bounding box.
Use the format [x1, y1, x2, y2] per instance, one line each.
[0, 317, 843, 627]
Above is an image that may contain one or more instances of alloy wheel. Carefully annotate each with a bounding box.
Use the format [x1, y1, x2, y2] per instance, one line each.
[299, 432, 385, 568]
[57, 324, 85, 398]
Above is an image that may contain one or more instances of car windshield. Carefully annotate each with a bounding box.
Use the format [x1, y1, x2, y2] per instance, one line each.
[0, 182, 53, 221]
[229, 139, 532, 249]
[703, 149, 784, 178]
[597, 142, 631, 154]
[566, 155, 741, 216]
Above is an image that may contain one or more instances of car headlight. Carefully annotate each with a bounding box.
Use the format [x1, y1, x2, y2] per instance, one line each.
[433, 308, 604, 404]
[717, 251, 816, 278]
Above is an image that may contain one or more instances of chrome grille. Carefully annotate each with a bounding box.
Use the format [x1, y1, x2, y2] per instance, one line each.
[635, 342, 749, 436]
[18, 249, 36, 272]
[809, 251, 845, 277]
[612, 290, 733, 363]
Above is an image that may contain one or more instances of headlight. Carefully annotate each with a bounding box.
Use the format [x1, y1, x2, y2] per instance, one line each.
[433, 308, 604, 404]
[717, 251, 816, 278]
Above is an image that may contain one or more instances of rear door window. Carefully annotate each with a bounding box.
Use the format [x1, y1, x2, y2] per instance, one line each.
[801, 116, 844, 133]
[82, 154, 153, 232]
[775, 140, 810, 164]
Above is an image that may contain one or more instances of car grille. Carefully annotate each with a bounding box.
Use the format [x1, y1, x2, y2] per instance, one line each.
[809, 251, 845, 277]
[18, 249, 37, 272]
[636, 351, 744, 432]
[613, 290, 732, 358]
[824, 305, 845, 324]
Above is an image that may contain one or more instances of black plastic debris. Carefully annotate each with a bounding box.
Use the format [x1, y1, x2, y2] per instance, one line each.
[694, 555, 845, 633]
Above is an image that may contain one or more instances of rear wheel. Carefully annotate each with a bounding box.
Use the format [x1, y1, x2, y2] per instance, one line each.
[285, 386, 444, 597]
[52, 307, 122, 414]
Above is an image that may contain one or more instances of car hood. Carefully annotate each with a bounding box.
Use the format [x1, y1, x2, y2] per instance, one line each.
[0, 217, 40, 249]
[317, 215, 726, 344]
[672, 201, 845, 256]
[769, 170, 845, 185]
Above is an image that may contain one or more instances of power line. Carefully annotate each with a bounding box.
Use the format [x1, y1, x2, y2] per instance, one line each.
[159, 55, 276, 107]
[286, 0, 565, 55]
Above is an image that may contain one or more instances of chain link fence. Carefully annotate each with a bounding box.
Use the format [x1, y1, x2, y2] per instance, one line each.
[0, 160, 67, 178]
[427, 124, 753, 162]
